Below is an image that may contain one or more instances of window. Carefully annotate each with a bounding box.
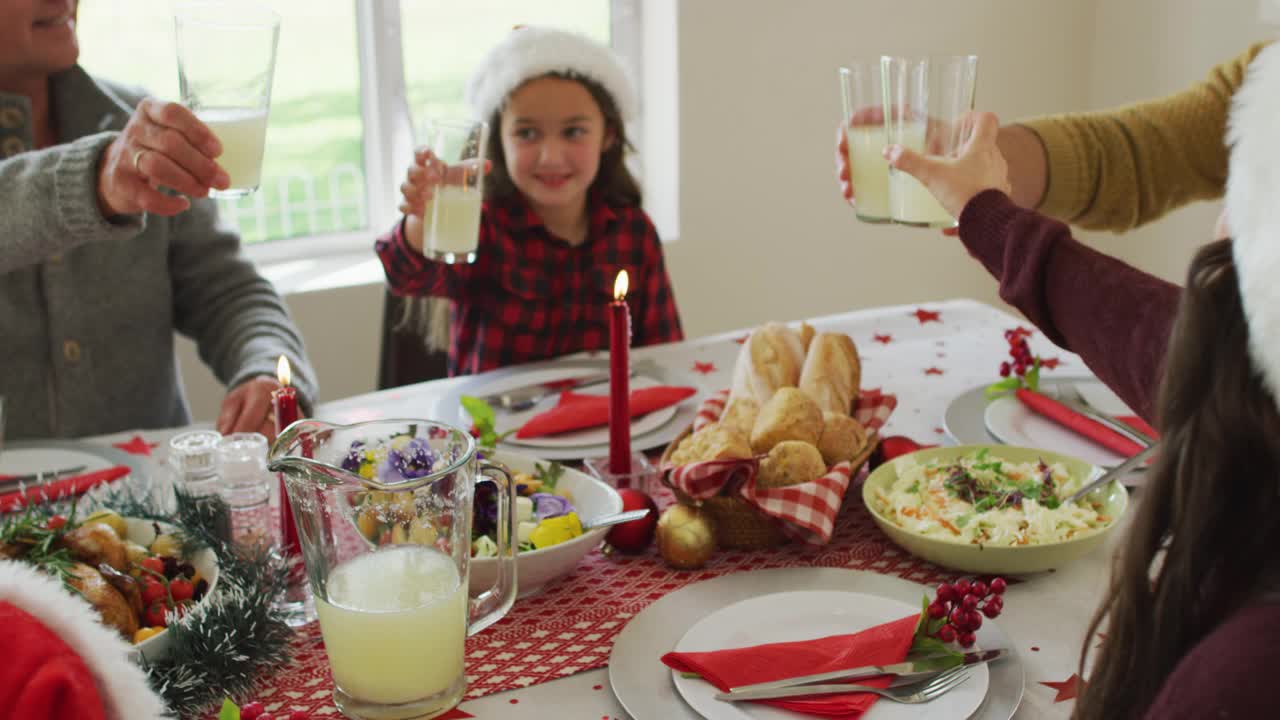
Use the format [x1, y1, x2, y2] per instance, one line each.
[77, 0, 628, 254]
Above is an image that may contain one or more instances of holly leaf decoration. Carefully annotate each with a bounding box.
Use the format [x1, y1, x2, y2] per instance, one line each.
[909, 593, 963, 664]
[984, 376, 1021, 398]
[219, 698, 241, 720]
[460, 395, 514, 449]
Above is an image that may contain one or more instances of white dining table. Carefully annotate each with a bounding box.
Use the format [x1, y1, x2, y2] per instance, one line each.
[86, 298, 1126, 719]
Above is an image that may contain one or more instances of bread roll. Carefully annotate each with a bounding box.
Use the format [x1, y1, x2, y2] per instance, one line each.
[749, 387, 824, 454]
[757, 441, 827, 489]
[720, 397, 759, 438]
[816, 412, 868, 466]
[727, 323, 805, 410]
[798, 333, 861, 416]
[670, 423, 753, 466]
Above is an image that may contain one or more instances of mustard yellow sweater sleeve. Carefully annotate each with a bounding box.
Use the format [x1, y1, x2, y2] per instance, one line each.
[1020, 43, 1267, 232]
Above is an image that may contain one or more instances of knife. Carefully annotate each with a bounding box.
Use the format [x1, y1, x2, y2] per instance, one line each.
[720, 648, 1005, 698]
[1050, 390, 1158, 448]
[480, 361, 653, 413]
[0, 465, 89, 492]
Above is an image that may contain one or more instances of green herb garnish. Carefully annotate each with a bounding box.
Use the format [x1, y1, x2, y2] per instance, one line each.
[460, 395, 515, 448]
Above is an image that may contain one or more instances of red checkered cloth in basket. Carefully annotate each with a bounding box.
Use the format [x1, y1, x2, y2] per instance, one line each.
[667, 388, 897, 544]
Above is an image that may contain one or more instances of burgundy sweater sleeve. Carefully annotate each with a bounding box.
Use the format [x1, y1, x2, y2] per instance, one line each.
[1142, 603, 1280, 718]
[373, 217, 475, 298]
[957, 190, 1182, 423]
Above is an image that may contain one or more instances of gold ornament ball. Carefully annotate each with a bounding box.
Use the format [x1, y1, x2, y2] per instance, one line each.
[656, 504, 717, 570]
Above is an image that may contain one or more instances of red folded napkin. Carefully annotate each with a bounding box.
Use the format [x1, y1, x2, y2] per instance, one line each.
[0, 466, 131, 513]
[1015, 388, 1145, 457]
[661, 614, 918, 718]
[515, 386, 696, 438]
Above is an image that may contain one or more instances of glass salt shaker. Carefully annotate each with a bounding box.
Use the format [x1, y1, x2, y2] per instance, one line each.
[216, 432, 276, 550]
[168, 430, 233, 543]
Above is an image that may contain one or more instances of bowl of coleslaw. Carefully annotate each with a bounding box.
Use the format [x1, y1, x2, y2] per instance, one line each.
[863, 444, 1128, 574]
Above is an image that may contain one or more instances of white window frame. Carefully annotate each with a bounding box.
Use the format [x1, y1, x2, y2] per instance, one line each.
[245, 0, 656, 269]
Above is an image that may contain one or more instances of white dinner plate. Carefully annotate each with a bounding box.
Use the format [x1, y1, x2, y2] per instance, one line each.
[0, 440, 149, 491]
[442, 358, 704, 461]
[983, 396, 1127, 469]
[946, 378, 1140, 471]
[671, 590, 989, 720]
[608, 568, 1023, 720]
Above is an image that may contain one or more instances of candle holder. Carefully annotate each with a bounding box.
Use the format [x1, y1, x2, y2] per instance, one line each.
[584, 452, 662, 494]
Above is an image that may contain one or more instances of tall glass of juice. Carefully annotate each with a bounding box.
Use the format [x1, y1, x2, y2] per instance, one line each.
[881, 55, 979, 228]
[839, 61, 891, 223]
[416, 118, 490, 265]
[174, 1, 280, 198]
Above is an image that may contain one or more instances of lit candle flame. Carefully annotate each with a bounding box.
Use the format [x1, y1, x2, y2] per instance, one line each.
[276, 354, 292, 387]
[613, 269, 629, 301]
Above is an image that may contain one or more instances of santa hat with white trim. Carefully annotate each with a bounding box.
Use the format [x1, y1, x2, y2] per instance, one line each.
[464, 25, 638, 123]
[0, 560, 170, 720]
[1227, 42, 1280, 402]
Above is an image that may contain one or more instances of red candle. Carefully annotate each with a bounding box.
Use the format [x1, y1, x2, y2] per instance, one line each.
[272, 355, 302, 560]
[609, 270, 632, 474]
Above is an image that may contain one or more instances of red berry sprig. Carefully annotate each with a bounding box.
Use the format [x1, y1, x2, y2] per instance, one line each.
[924, 577, 1006, 648]
[999, 328, 1037, 379]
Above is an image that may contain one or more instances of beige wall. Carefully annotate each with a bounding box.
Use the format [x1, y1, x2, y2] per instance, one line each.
[177, 0, 1270, 421]
[1079, 0, 1270, 281]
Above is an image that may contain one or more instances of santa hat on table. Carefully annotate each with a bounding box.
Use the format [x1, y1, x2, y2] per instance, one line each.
[464, 25, 638, 123]
[1227, 42, 1280, 401]
[0, 561, 170, 720]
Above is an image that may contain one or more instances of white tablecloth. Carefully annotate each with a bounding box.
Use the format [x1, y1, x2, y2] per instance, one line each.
[91, 298, 1120, 719]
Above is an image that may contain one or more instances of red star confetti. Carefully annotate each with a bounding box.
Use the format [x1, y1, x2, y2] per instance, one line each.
[924, 367, 945, 376]
[113, 435, 157, 456]
[873, 333, 893, 344]
[436, 710, 475, 719]
[692, 361, 717, 375]
[934, 427, 945, 434]
[733, 335, 749, 345]
[912, 308, 942, 324]
[1040, 673, 1085, 703]
[1041, 357, 1061, 370]
[1095, 632, 1107, 649]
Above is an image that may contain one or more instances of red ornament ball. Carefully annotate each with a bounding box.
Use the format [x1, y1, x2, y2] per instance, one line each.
[605, 488, 659, 553]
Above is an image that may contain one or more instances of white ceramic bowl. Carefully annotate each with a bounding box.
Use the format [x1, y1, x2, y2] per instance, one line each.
[124, 517, 220, 662]
[469, 450, 622, 598]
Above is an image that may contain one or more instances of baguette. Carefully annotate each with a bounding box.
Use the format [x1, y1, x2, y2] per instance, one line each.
[798, 333, 861, 416]
[730, 323, 804, 406]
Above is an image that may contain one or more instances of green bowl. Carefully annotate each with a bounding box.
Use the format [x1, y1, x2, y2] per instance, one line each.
[862, 444, 1128, 575]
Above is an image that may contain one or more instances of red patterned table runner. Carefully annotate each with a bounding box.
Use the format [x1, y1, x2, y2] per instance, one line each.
[259, 476, 963, 713]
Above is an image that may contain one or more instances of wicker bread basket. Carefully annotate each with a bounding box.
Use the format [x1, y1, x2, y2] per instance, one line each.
[659, 423, 880, 550]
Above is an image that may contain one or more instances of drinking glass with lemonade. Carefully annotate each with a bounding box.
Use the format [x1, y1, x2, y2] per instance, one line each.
[174, 1, 280, 198]
[880, 55, 979, 227]
[839, 61, 891, 223]
[416, 118, 490, 265]
[269, 419, 518, 720]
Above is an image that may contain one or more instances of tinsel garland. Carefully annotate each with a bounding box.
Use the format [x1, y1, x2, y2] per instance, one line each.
[80, 485, 297, 717]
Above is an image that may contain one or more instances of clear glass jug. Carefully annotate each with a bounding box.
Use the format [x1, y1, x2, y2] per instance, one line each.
[269, 419, 517, 720]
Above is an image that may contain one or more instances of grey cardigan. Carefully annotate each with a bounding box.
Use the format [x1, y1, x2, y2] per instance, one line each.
[0, 67, 317, 440]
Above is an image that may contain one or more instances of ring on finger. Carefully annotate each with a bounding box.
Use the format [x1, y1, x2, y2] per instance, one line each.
[132, 148, 149, 175]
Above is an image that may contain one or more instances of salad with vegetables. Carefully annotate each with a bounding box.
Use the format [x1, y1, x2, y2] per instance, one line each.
[472, 461, 584, 557]
[877, 448, 1113, 546]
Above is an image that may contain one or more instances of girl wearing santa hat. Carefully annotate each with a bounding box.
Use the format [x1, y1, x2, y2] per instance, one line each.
[888, 43, 1280, 719]
[376, 26, 683, 377]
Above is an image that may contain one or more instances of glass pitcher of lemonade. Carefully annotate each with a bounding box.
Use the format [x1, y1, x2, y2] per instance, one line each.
[269, 419, 517, 720]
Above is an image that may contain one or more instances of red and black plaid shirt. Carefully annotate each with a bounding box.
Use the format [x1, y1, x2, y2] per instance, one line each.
[375, 193, 684, 376]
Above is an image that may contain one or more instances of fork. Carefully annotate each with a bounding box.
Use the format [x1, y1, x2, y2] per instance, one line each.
[1053, 382, 1157, 448]
[715, 665, 972, 703]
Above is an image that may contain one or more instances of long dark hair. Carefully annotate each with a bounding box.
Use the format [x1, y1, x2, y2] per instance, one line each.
[483, 71, 642, 208]
[1074, 239, 1280, 717]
